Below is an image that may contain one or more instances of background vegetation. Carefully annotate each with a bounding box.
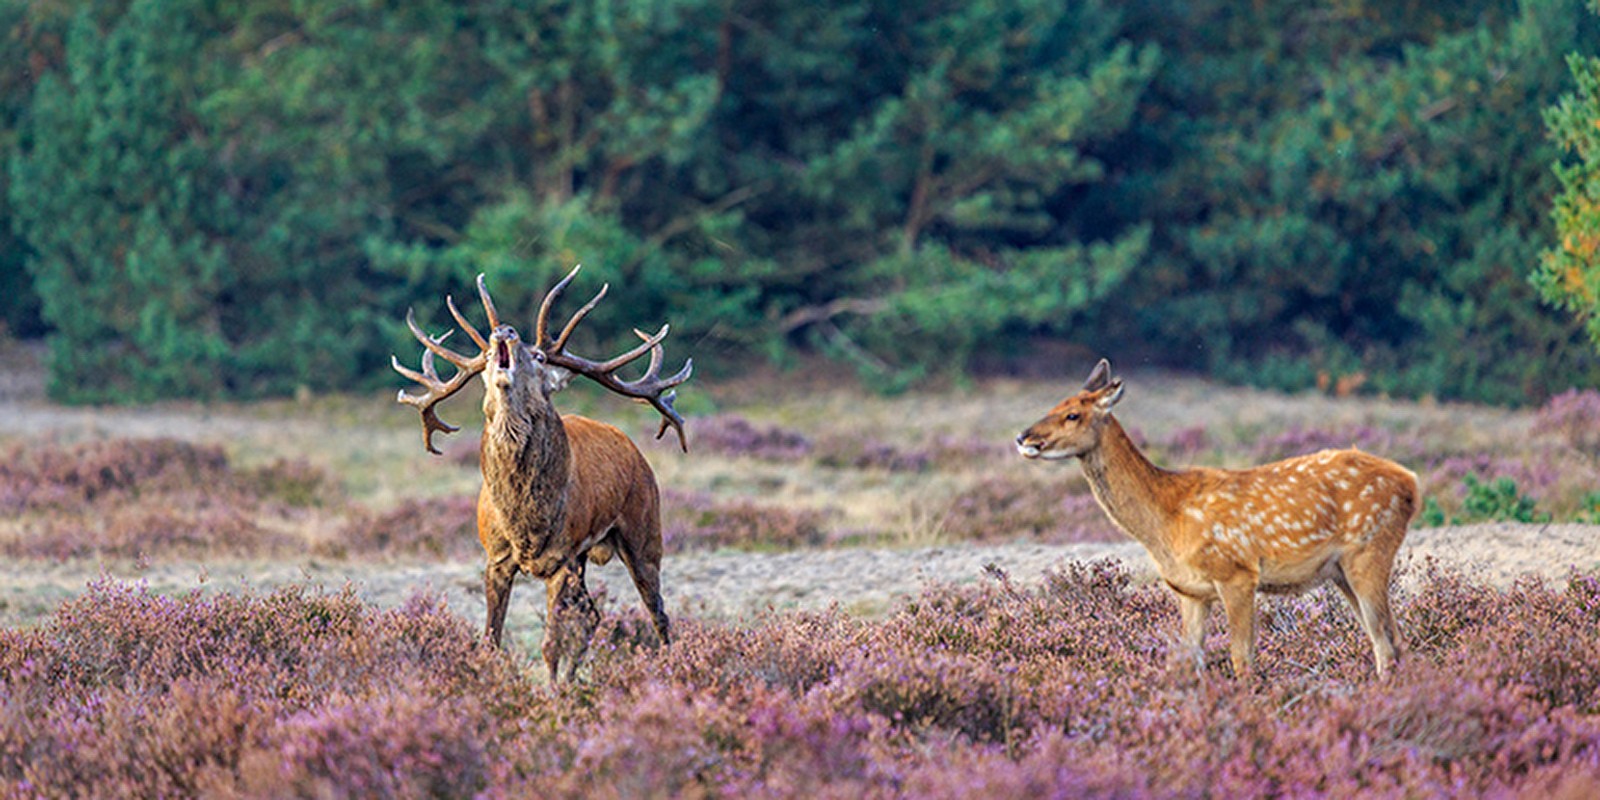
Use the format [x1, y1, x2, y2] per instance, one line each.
[3, 0, 1599, 404]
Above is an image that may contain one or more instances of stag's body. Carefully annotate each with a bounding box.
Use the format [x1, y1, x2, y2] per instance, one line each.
[477, 407, 668, 680]
[1018, 360, 1416, 678]
[395, 268, 686, 681]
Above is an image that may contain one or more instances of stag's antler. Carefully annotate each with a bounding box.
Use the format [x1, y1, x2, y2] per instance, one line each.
[391, 276, 501, 454]
[535, 266, 694, 451]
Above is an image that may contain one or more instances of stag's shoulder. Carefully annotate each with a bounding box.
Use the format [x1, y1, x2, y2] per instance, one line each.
[561, 414, 650, 463]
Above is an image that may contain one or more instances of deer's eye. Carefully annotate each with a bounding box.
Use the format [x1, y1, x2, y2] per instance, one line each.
[1065, 413, 1081, 422]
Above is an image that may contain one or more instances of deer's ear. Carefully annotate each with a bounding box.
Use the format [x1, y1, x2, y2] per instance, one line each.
[1096, 379, 1124, 410]
[1082, 358, 1112, 392]
[542, 363, 573, 394]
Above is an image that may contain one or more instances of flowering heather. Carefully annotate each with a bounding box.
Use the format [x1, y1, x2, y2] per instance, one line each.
[1248, 424, 1425, 463]
[0, 439, 343, 560]
[332, 493, 483, 560]
[937, 477, 1122, 544]
[685, 414, 813, 461]
[661, 488, 829, 552]
[1423, 453, 1563, 499]
[814, 435, 933, 472]
[1158, 425, 1210, 463]
[3, 563, 1600, 797]
[0, 437, 228, 511]
[1415, 449, 1600, 523]
[1533, 388, 1600, 455]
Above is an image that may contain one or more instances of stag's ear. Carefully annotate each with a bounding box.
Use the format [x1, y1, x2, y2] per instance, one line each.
[1095, 379, 1124, 411]
[542, 363, 573, 394]
[1082, 359, 1112, 392]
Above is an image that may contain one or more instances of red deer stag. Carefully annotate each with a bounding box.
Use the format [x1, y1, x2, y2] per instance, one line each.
[392, 267, 690, 682]
[1016, 360, 1416, 678]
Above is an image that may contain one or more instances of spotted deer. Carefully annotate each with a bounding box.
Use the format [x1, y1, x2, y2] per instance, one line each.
[393, 267, 690, 682]
[1016, 359, 1417, 677]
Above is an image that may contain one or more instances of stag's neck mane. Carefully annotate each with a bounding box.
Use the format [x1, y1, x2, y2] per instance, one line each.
[481, 391, 572, 545]
[1079, 416, 1190, 563]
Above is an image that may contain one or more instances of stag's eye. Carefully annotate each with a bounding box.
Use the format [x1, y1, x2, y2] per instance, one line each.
[1065, 413, 1081, 422]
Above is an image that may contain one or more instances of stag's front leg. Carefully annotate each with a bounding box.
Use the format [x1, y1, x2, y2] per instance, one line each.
[484, 550, 516, 648]
[542, 560, 601, 683]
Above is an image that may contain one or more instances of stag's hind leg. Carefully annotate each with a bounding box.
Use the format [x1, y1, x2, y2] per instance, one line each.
[542, 559, 601, 683]
[615, 528, 671, 647]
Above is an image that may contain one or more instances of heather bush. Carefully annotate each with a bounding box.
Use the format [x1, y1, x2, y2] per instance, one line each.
[330, 494, 482, 560]
[814, 434, 934, 473]
[935, 476, 1121, 544]
[661, 489, 829, 552]
[0, 438, 313, 560]
[1533, 389, 1600, 455]
[0, 582, 537, 798]
[687, 414, 813, 462]
[236, 457, 341, 508]
[1417, 451, 1600, 523]
[0, 437, 228, 510]
[1157, 425, 1211, 463]
[1248, 424, 1427, 464]
[6, 562, 1600, 797]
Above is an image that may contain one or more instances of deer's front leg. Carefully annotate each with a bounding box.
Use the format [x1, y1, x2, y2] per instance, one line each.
[1215, 578, 1259, 679]
[484, 549, 517, 648]
[1176, 593, 1211, 673]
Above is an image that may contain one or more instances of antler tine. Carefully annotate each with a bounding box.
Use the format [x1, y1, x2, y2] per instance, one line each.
[475, 273, 502, 330]
[634, 327, 664, 379]
[447, 294, 489, 352]
[552, 283, 609, 353]
[405, 308, 478, 370]
[642, 358, 695, 451]
[394, 302, 489, 455]
[533, 268, 694, 451]
[595, 323, 669, 373]
[535, 264, 583, 348]
[608, 331, 693, 451]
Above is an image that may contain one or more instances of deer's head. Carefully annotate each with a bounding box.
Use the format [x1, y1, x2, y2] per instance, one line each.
[1016, 358, 1124, 461]
[393, 267, 692, 454]
[483, 324, 571, 410]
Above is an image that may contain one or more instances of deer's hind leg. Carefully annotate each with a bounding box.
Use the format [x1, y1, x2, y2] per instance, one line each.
[542, 558, 601, 683]
[614, 511, 671, 647]
[1334, 546, 1401, 677]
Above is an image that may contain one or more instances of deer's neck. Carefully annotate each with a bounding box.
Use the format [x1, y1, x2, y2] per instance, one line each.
[481, 393, 571, 542]
[1080, 417, 1184, 562]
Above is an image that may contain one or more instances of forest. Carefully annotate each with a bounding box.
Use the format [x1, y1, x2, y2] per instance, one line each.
[2, 0, 1600, 405]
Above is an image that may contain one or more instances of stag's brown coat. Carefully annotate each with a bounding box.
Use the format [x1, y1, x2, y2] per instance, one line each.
[394, 268, 686, 682]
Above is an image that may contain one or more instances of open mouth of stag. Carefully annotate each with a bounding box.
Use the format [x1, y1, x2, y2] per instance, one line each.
[495, 339, 512, 371]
